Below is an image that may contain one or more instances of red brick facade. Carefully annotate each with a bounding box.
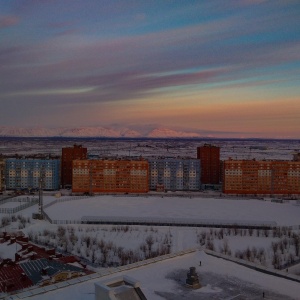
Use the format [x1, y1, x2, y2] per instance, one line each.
[223, 159, 300, 195]
[197, 144, 220, 184]
[61, 145, 87, 188]
[72, 159, 149, 194]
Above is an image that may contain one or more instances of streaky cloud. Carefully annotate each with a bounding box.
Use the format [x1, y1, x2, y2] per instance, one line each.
[0, 15, 19, 29]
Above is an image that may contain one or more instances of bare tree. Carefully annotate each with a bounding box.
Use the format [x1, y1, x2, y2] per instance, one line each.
[283, 237, 288, 250]
[139, 243, 147, 257]
[245, 247, 251, 261]
[235, 250, 243, 259]
[206, 240, 215, 251]
[279, 241, 284, 254]
[220, 239, 231, 256]
[232, 225, 238, 236]
[288, 253, 295, 264]
[57, 226, 66, 239]
[258, 248, 266, 264]
[91, 248, 96, 263]
[218, 229, 224, 239]
[252, 246, 258, 260]
[248, 228, 253, 236]
[293, 234, 300, 257]
[146, 235, 154, 253]
[272, 252, 281, 269]
[271, 242, 278, 255]
[1, 216, 10, 227]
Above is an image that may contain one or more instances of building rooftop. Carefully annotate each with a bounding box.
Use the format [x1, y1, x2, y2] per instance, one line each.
[95, 276, 147, 300]
[20, 258, 84, 285]
[0, 262, 33, 293]
[25, 250, 300, 300]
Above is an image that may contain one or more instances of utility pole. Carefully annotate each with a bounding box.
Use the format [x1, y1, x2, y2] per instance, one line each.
[38, 177, 43, 218]
[38, 165, 45, 218]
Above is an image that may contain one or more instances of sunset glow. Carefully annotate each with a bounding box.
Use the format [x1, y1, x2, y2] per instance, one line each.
[0, 1, 299, 138]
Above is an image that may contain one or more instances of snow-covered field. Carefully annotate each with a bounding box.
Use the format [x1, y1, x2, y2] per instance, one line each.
[27, 250, 300, 300]
[0, 137, 299, 160]
[0, 201, 23, 209]
[2, 194, 297, 275]
[43, 195, 300, 226]
[0, 194, 299, 298]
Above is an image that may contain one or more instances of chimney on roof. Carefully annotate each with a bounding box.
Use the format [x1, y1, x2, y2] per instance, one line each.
[15, 253, 21, 262]
[41, 268, 48, 275]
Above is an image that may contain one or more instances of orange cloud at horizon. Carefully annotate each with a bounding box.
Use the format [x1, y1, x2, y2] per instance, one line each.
[97, 94, 299, 138]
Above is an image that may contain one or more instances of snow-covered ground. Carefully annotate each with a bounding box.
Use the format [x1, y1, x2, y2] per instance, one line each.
[0, 137, 299, 161]
[0, 194, 299, 298]
[43, 195, 300, 226]
[0, 241, 21, 260]
[2, 194, 296, 273]
[27, 250, 300, 300]
[0, 201, 25, 209]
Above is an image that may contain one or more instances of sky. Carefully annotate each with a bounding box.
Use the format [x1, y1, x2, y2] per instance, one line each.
[0, 0, 300, 138]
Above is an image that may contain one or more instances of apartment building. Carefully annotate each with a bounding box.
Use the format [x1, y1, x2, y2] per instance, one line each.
[293, 153, 300, 161]
[197, 144, 220, 184]
[72, 159, 149, 194]
[0, 159, 4, 191]
[5, 158, 60, 190]
[61, 144, 87, 188]
[223, 159, 300, 195]
[148, 157, 200, 191]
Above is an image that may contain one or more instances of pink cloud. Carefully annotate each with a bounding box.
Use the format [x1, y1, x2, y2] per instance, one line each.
[0, 15, 19, 29]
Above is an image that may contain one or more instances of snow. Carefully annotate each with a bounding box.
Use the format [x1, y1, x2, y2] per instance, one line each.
[0, 136, 299, 160]
[0, 241, 21, 260]
[43, 195, 300, 226]
[0, 126, 202, 138]
[0, 195, 298, 299]
[147, 128, 201, 138]
[27, 250, 300, 300]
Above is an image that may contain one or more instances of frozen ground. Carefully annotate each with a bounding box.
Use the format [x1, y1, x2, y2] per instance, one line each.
[0, 137, 299, 160]
[3, 194, 298, 275]
[27, 250, 300, 300]
[0, 195, 299, 299]
[43, 195, 300, 226]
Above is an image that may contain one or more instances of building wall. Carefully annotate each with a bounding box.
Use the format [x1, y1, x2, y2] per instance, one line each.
[223, 159, 300, 194]
[61, 145, 87, 188]
[148, 158, 200, 191]
[0, 160, 4, 191]
[72, 159, 149, 193]
[293, 153, 300, 161]
[197, 144, 220, 184]
[5, 158, 60, 190]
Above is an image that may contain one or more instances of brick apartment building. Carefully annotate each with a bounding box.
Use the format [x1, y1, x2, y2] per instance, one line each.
[223, 158, 300, 195]
[72, 158, 149, 194]
[197, 144, 220, 185]
[61, 144, 87, 188]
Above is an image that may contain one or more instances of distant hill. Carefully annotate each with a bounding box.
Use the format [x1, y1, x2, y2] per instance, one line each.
[0, 126, 203, 138]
